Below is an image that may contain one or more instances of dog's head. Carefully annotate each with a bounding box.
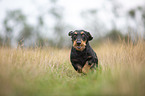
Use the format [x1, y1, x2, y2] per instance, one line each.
[68, 30, 93, 51]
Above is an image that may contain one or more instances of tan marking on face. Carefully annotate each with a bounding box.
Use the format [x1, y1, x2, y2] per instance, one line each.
[73, 39, 87, 51]
[73, 39, 77, 48]
[81, 31, 84, 34]
[74, 32, 77, 34]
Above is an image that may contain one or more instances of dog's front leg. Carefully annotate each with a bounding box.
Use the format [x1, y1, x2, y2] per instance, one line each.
[72, 63, 82, 73]
[76, 64, 82, 73]
[82, 61, 91, 74]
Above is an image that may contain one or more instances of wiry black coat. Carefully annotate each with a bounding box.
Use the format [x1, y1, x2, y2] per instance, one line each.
[70, 42, 98, 72]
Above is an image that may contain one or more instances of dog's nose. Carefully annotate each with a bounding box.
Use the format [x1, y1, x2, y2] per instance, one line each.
[77, 41, 81, 45]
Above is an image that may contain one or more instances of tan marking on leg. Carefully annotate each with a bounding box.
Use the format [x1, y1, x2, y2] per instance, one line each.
[76, 64, 82, 73]
[82, 61, 91, 74]
[87, 56, 92, 59]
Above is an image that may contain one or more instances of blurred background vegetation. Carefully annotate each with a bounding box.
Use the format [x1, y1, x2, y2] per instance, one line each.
[0, 0, 145, 48]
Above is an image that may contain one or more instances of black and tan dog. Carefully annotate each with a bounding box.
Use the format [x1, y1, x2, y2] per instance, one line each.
[68, 30, 98, 74]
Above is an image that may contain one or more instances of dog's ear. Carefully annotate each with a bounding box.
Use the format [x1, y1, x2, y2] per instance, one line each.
[68, 31, 73, 36]
[85, 31, 93, 41]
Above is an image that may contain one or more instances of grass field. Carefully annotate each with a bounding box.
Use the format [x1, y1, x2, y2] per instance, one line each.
[0, 40, 145, 96]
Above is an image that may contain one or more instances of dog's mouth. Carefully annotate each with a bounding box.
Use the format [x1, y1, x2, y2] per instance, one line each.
[77, 46, 81, 49]
[73, 40, 87, 51]
[73, 45, 86, 51]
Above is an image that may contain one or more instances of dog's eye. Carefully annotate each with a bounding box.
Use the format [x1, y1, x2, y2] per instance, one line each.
[82, 34, 86, 40]
[74, 35, 77, 37]
[82, 35, 85, 37]
[73, 35, 77, 39]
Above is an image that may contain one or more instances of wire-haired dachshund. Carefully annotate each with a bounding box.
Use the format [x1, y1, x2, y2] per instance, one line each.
[68, 30, 98, 74]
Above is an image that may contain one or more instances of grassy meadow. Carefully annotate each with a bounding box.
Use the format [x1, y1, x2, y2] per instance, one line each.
[0, 40, 145, 96]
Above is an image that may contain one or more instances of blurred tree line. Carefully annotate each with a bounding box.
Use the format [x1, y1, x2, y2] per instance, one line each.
[81, 0, 145, 45]
[0, 0, 145, 48]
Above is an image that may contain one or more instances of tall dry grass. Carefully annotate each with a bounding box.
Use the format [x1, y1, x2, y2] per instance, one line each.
[96, 40, 145, 95]
[0, 40, 145, 96]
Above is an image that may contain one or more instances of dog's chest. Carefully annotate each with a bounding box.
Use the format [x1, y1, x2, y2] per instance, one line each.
[72, 51, 88, 64]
